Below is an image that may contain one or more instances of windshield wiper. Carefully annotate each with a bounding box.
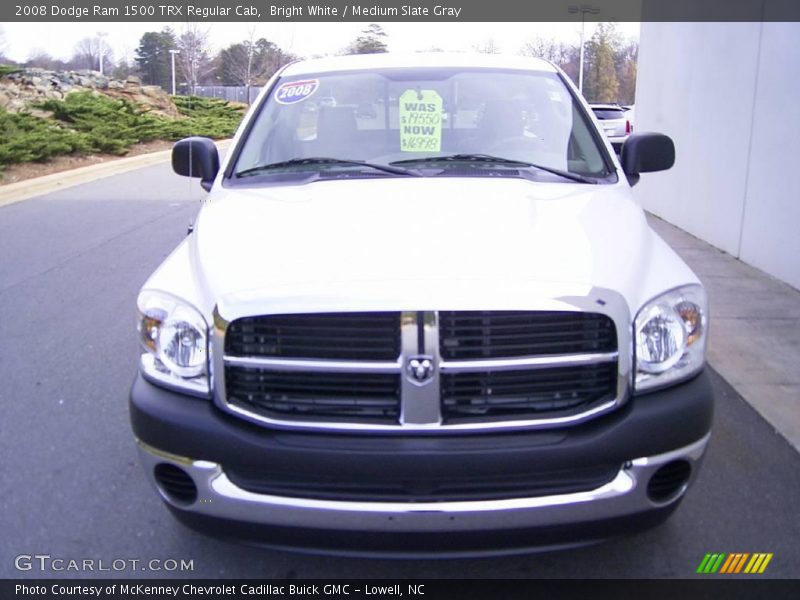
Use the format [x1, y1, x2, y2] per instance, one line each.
[237, 157, 419, 178]
[390, 154, 598, 184]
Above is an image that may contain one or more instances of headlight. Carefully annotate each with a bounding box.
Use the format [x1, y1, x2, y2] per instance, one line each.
[137, 290, 210, 397]
[634, 284, 708, 392]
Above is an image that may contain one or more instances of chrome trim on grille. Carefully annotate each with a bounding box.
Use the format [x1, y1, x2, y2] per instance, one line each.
[222, 402, 410, 432]
[211, 306, 228, 411]
[439, 351, 619, 373]
[400, 311, 441, 426]
[221, 397, 619, 433]
[212, 289, 633, 433]
[223, 356, 402, 373]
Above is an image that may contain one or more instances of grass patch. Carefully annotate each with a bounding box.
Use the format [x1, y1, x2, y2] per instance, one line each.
[0, 65, 23, 78]
[0, 110, 90, 165]
[173, 95, 245, 119]
[172, 95, 247, 139]
[0, 91, 244, 169]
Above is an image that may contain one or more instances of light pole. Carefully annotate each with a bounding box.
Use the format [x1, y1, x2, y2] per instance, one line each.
[191, 58, 198, 95]
[97, 32, 107, 75]
[568, 5, 600, 94]
[169, 49, 180, 95]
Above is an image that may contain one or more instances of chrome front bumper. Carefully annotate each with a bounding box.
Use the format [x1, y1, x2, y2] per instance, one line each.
[137, 433, 709, 534]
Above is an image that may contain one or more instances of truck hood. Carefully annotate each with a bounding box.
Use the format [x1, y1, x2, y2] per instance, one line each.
[188, 177, 689, 316]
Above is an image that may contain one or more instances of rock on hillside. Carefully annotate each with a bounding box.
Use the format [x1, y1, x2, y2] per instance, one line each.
[0, 68, 182, 118]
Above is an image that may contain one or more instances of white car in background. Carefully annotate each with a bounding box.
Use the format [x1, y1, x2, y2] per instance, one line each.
[622, 104, 636, 131]
[590, 103, 633, 151]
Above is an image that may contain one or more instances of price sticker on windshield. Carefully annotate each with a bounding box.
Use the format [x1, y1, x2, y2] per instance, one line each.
[275, 79, 319, 105]
[399, 89, 443, 152]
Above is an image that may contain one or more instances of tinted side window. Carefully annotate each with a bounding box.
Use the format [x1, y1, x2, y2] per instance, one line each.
[592, 109, 625, 120]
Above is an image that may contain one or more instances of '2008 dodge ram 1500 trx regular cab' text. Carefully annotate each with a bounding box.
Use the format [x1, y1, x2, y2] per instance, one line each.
[130, 53, 713, 556]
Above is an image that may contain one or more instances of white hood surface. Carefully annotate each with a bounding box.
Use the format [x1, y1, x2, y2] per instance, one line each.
[186, 176, 694, 316]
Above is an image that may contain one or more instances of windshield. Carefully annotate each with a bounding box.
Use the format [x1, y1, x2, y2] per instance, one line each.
[233, 67, 614, 181]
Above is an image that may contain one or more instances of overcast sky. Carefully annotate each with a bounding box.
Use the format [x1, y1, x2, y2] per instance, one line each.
[2, 21, 639, 63]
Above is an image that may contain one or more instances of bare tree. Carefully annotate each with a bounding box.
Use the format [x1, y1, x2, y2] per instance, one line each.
[176, 23, 214, 94]
[26, 49, 60, 70]
[473, 39, 500, 54]
[111, 44, 134, 79]
[521, 38, 571, 65]
[520, 37, 581, 82]
[117, 44, 134, 69]
[215, 33, 294, 104]
[219, 27, 261, 87]
[73, 34, 114, 72]
[0, 25, 8, 61]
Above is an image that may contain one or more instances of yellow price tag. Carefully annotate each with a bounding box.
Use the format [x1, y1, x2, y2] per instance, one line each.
[399, 89, 443, 153]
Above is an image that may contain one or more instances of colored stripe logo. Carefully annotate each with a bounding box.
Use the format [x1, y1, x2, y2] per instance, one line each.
[696, 553, 773, 574]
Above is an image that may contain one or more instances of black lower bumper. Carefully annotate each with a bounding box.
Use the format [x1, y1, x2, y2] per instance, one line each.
[130, 370, 713, 554]
[131, 371, 713, 479]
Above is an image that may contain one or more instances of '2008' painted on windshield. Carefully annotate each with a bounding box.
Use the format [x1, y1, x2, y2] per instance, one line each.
[275, 79, 319, 104]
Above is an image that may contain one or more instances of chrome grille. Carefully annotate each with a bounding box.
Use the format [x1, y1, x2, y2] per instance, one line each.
[216, 303, 627, 433]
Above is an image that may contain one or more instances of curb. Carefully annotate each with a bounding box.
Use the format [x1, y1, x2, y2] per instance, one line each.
[0, 139, 232, 208]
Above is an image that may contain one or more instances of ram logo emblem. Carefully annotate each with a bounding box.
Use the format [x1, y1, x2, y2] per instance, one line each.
[406, 355, 435, 384]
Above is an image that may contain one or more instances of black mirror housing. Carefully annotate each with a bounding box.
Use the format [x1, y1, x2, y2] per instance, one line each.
[620, 132, 675, 186]
[172, 137, 220, 191]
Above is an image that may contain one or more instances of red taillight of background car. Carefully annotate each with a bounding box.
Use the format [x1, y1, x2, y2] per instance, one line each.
[626, 120, 632, 134]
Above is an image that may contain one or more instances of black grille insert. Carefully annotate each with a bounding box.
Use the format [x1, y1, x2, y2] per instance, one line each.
[226, 366, 401, 423]
[225, 463, 620, 502]
[441, 362, 617, 422]
[226, 312, 401, 360]
[439, 310, 617, 360]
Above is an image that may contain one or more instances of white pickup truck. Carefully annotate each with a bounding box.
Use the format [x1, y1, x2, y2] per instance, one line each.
[130, 53, 713, 556]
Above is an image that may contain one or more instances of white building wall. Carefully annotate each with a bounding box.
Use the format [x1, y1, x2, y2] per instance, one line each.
[634, 21, 800, 290]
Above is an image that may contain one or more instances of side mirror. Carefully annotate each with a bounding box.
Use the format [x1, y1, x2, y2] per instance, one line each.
[620, 132, 675, 187]
[172, 137, 220, 192]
